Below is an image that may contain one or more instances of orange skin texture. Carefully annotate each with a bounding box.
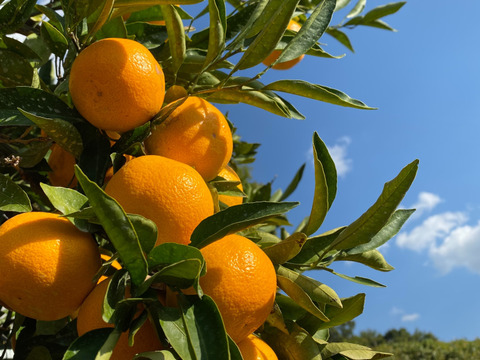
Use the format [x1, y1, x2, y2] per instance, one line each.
[0, 212, 101, 321]
[262, 20, 305, 70]
[217, 165, 244, 207]
[144, 96, 233, 181]
[77, 279, 163, 360]
[199, 234, 277, 343]
[105, 155, 214, 246]
[237, 334, 279, 360]
[69, 38, 165, 133]
[47, 144, 77, 188]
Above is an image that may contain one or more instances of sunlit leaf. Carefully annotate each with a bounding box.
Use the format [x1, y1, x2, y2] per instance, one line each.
[263, 232, 307, 264]
[161, 4, 186, 75]
[336, 249, 394, 272]
[316, 293, 365, 330]
[40, 21, 68, 57]
[63, 328, 114, 360]
[346, 0, 366, 18]
[40, 183, 88, 215]
[326, 27, 354, 52]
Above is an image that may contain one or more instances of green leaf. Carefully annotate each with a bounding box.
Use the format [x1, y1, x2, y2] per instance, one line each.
[190, 201, 299, 248]
[205, 88, 305, 120]
[114, 0, 204, 7]
[0, 87, 82, 127]
[363, 2, 406, 23]
[317, 293, 365, 330]
[276, 0, 336, 64]
[346, 208, 415, 255]
[279, 163, 305, 201]
[161, 4, 186, 75]
[321, 342, 392, 359]
[328, 160, 419, 251]
[0, 0, 36, 35]
[178, 295, 230, 360]
[62, 0, 106, 30]
[128, 214, 158, 255]
[263, 321, 323, 360]
[335, 0, 352, 11]
[40, 21, 69, 58]
[263, 232, 307, 264]
[40, 183, 88, 214]
[202, 0, 226, 70]
[330, 270, 386, 287]
[35, 4, 64, 32]
[132, 351, 177, 359]
[147, 243, 204, 272]
[18, 108, 83, 159]
[95, 16, 128, 40]
[0, 49, 34, 88]
[228, 336, 243, 360]
[326, 27, 354, 52]
[263, 80, 376, 110]
[234, 0, 299, 70]
[0, 174, 32, 212]
[336, 249, 394, 272]
[277, 265, 342, 308]
[62, 328, 114, 360]
[303, 132, 337, 236]
[288, 227, 345, 265]
[346, 0, 366, 18]
[74, 165, 148, 286]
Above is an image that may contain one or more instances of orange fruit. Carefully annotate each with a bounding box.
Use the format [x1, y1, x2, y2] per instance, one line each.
[47, 143, 77, 188]
[217, 165, 244, 207]
[105, 155, 214, 246]
[262, 20, 305, 70]
[237, 334, 278, 360]
[164, 85, 188, 104]
[144, 96, 233, 181]
[77, 279, 163, 360]
[0, 212, 101, 321]
[199, 234, 277, 343]
[69, 38, 165, 133]
[98, 254, 123, 284]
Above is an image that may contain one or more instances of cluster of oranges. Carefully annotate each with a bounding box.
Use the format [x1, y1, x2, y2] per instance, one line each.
[0, 37, 282, 359]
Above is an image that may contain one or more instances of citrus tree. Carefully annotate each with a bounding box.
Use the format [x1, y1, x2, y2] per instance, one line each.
[0, 0, 416, 359]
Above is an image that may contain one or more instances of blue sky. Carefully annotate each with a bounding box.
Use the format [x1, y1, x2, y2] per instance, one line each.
[213, 1, 480, 341]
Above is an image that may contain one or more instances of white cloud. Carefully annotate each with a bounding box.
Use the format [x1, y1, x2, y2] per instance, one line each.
[396, 212, 468, 252]
[305, 136, 352, 178]
[410, 192, 443, 218]
[401, 313, 420, 322]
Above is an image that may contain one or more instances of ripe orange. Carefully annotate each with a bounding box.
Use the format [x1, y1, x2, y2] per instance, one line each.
[47, 143, 77, 188]
[237, 334, 278, 360]
[199, 234, 277, 343]
[0, 212, 101, 321]
[69, 38, 165, 133]
[144, 96, 233, 181]
[105, 155, 214, 246]
[76, 279, 163, 360]
[262, 20, 305, 70]
[164, 85, 188, 103]
[217, 165, 244, 207]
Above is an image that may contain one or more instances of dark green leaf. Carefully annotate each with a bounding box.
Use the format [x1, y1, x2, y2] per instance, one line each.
[202, 0, 226, 70]
[234, 0, 299, 70]
[0, 0, 36, 35]
[326, 27, 354, 52]
[40, 183, 88, 214]
[328, 160, 419, 251]
[62, 328, 114, 360]
[128, 214, 158, 255]
[132, 350, 177, 359]
[147, 243, 204, 272]
[363, 2, 406, 22]
[74, 166, 148, 286]
[346, 208, 415, 255]
[276, 0, 336, 63]
[18, 108, 83, 158]
[279, 163, 305, 201]
[178, 294, 230, 360]
[0, 49, 34, 88]
[263, 80, 376, 110]
[0, 174, 32, 212]
[62, 0, 106, 30]
[35, 4, 64, 31]
[40, 21, 68, 58]
[190, 201, 299, 248]
[317, 293, 365, 330]
[95, 16, 128, 40]
[263, 232, 307, 264]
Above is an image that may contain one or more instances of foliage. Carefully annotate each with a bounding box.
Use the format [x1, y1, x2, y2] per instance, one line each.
[0, 0, 412, 359]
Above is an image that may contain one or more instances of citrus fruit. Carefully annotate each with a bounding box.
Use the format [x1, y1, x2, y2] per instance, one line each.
[237, 334, 278, 360]
[47, 143, 77, 188]
[144, 96, 233, 181]
[262, 20, 305, 70]
[164, 85, 188, 103]
[105, 155, 214, 246]
[76, 279, 163, 360]
[217, 165, 244, 207]
[0, 212, 101, 321]
[69, 38, 165, 133]
[199, 234, 277, 343]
